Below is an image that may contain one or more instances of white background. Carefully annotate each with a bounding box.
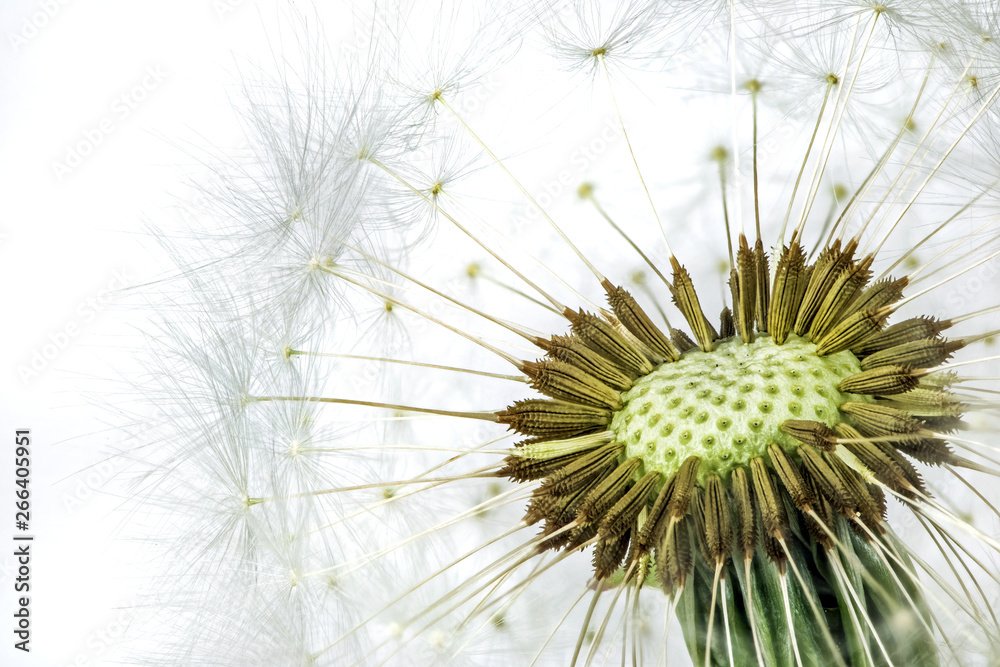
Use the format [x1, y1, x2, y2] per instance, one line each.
[0, 2, 311, 665]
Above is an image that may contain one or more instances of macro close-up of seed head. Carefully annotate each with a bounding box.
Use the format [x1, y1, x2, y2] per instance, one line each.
[106, 1, 1000, 665]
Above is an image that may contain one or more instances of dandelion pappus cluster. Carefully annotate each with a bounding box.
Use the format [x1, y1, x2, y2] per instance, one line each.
[120, 1, 1000, 666]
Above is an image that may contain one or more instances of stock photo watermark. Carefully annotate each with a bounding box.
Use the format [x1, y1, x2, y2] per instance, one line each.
[212, 0, 246, 20]
[16, 268, 134, 385]
[58, 601, 136, 667]
[517, 116, 622, 230]
[61, 458, 125, 514]
[51, 65, 168, 182]
[12, 429, 33, 653]
[7, 0, 72, 52]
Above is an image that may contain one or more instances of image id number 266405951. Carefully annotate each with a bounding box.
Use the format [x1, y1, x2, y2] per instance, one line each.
[13, 429, 32, 653]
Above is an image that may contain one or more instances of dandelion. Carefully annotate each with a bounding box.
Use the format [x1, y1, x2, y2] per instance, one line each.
[123, 1, 1000, 665]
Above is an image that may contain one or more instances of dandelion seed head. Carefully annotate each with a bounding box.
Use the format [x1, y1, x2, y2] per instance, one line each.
[612, 335, 863, 483]
[117, 0, 1000, 664]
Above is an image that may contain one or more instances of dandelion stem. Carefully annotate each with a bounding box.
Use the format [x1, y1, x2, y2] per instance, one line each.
[572, 586, 604, 667]
[337, 244, 548, 344]
[436, 95, 607, 281]
[597, 54, 674, 257]
[878, 189, 990, 279]
[873, 78, 1000, 252]
[778, 79, 836, 244]
[367, 155, 568, 312]
[289, 350, 527, 382]
[322, 265, 523, 366]
[861, 49, 983, 251]
[250, 395, 499, 421]
[716, 151, 735, 271]
[475, 269, 562, 315]
[529, 587, 590, 666]
[582, 188, 673, 298]
[899, 245, 1000, 305]
[794, 13, 875, 238]
[779, 574, 804, 667]
[727, 0, 744, 244]
[750, 84, 761, 240]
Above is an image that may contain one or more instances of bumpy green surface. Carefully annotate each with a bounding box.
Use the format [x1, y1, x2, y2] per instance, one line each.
[611, 334, 864, 483]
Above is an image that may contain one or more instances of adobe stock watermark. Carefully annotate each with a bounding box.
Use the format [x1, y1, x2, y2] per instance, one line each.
[517, 117, 622, 231]
[16, 268, 134, 385]
[7, 0, 72, 52]
[59, 600, 137, 667]
[51, 65, 168, 182]
[212, 0, 246, 20]
[62, 457, 126, 514]
[945, 252, 1000, 311]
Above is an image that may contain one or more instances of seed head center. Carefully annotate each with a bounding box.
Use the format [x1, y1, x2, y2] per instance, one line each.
[610, 335, 862, 484]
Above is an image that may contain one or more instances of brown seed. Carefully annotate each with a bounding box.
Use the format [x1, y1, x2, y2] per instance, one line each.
[565, 309, 653, 376]
[603, 280, 679, 361]
[809, 253, 874, 339]
[754, 238, 771, 332]
[795, 238, 858, 335]
[730, 466, 757, 560]
[540, 442, 624, 496]
[537, 334, 635, 390]
[599, 470, 661, 539]
[879, 387, 964, 417]
[867, 483, 888, 521]
[497, 399, 612, 439]
[845, 275, 908, 321]
[780, 420, 839, 450]
[768, 238, 809, 344]
[719, 306, 735, 339]
[768, 443, 815, 512]
[793, 240, 842, 335]
[922, 415, 966, 432]
[802, 473, 836, 550]
[840, 402, 924, 435]
[815, 307, 890, 355]
[750, 457, 789, 541]
[545, 510, 596, 550]
[524, 493, 561, 526]
[839, 365, 922, 395]
[670, 257, 718, 351]
[671, 328, 697, 352]
[890, 435, 956, 466]
[667, 456, 702, 519]
[852, 316, 947, 356]
[656, 513, 692, 594]
[736, 235, 757, 343]
[703, 474, 733, 566]
[575, 458, 643, 528]
[798, 443, 855, 518]
[593, 528, 631, 580]
[521, 359, 623, 409]
[542, 474, 611, 550]
[860, 338, 964, 371]
[824, 450, 884, 529]
[834, 423, 926, 496]
[636, 476, 676, 553]
[501, 449, 589, 483]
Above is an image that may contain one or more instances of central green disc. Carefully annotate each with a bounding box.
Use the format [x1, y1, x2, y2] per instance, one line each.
[610, 334, 863, 484]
